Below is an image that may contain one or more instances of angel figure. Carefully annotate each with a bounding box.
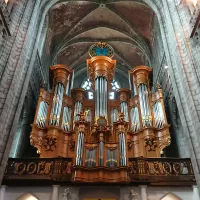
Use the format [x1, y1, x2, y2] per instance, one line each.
[62, 188, 71, 200]
[130, 189, 138, 200]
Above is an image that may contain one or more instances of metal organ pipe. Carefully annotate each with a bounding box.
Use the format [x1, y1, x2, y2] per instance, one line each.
[76, 132, 84, 166]
[65, 74, 70, 95]
[119, 132, 126, 166]
[95, 77, 108, 118]
[111, 108, 118, 124]
[120, 102, 129, 122]
[36, 101, 48, 128]
[61, 107, 72, 131]
[74, 101, 82, 122]
[49, 83, 64, 126]
[153, 101, 165, 129]
[138, 84, 152, 127]
[99, 141, 104, 166]
[130, 107, 140, 132]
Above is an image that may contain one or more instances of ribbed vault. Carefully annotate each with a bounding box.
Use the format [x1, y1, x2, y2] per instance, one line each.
[45, 0, 155, 86]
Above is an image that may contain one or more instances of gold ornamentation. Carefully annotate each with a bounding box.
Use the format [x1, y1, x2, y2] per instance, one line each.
[144, 137, 157, 151]
[44, 136, 57, 151]
[37, 161, 53, 175]
[30, 134, 43, 154]
[158, 135, 171, 154]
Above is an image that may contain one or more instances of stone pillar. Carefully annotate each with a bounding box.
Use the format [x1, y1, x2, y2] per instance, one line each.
[140, 185, 147, 200]
[0, 185, 6, 200]
[193, 185, 200, 200]
[51, 185, 60, 200]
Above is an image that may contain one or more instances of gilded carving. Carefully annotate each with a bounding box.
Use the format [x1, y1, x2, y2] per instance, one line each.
[44, 136, 57, 151]
[27, 162, 37, 174]
[144, 137, 157, 151]
[37, 161, 53, 175]
[30, 134, 43, 154]
[14, 162, 26, 175]
[158, 135, 171, 154]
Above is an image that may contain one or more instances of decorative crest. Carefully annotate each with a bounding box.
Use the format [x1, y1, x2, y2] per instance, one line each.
[89, 42, 114, 58]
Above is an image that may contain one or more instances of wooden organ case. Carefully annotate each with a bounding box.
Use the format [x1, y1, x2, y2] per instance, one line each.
[30, 43, 171, 183]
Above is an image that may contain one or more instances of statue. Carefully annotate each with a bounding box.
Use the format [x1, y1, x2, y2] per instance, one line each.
[130, 189, 138, 200]
[62, 188, 71, 200]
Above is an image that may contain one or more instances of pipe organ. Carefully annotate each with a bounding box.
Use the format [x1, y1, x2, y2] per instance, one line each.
[30, 42, 171, 182]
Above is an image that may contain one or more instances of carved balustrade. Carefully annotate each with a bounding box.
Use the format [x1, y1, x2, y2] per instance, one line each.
[129, 157, 195, 185]
[3, 157, 195, 186]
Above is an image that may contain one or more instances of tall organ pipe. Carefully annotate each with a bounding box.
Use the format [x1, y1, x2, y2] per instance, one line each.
[111, 108, 118, 124]
[49, 83, 64, 126]
[36, 101, 48, 128]
[131, 107, 141, 132]
[138, 84, 152, 127]
[153, 101, 165, 129]
[119, 133, 126, 166]
[120, 102, 129, 122]
[99, 141, 104, 166]
[61, 107, 72, 131]
[95, 77, 108, 118]
[76, 132, 84, 166]
[73, 101, 82, 126]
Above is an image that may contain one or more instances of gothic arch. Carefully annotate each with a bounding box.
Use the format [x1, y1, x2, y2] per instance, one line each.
[161, 193, 182, 200]
[17, 193, 38, 200]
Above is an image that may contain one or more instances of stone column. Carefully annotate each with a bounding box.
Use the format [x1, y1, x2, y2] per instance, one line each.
[140, 185, 147, 200]
[51, 185, 60, 200]
[193, 185, 200, 200]
[0, 185, 6, 200]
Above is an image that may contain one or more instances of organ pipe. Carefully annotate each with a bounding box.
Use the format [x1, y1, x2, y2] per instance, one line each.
[99, 141, 104, 166]
[95, 77, 108, 118]
[36, 101, 48, 128]
[85, 149, 96, 167]
[111, 108, 118, 124]
[74, 101, 82, 122]
[153, 101, 165, 129]
[120, 102, 129, 122]
[76, 132, 84, 165]
[61, 107, 72, 131]
[130, 107, 140, 132]
[49, 83, 64, 126]
[138, 84, 152, 127]
[119, 133, 126, 166]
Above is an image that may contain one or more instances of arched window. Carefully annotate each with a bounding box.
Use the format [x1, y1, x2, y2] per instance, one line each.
[17, 193, 38, 200]
[82, 78, 93, 100]
[109, 79, 121, 100]
[161, 193, 182, 200]
[81, 79, 121, 100]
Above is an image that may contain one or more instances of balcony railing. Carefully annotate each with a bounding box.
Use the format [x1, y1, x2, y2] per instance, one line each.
[4, 158, 72, 183]
[129, 158, 195, 186]
[3, 157, 196, 186]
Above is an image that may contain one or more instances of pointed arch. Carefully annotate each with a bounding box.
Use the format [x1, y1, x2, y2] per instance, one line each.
[17, 193, 39, 200]
[161, 193, 182, 200]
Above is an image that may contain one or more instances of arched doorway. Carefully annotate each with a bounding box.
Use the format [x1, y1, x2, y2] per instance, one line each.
[161, 193, 182, 200]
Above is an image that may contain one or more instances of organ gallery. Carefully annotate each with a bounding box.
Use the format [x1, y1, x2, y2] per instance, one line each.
[30, 42, 171, 182]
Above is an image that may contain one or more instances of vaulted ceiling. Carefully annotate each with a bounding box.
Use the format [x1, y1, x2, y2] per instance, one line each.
[47, 1, 155, 87]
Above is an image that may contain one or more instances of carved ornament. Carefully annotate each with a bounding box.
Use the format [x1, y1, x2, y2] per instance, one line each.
[44, 136, 57, 151]
[144, 137, 157, 151]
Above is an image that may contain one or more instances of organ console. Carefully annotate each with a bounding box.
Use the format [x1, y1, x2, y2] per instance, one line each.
[30, 42, 171, 182]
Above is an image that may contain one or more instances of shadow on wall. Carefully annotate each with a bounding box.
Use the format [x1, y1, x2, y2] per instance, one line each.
[17, 193, 39, 200]
[161, 193, 182, 200]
